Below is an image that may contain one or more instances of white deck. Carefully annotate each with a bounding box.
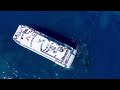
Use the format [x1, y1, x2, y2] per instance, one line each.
[13, 25, 77, 68]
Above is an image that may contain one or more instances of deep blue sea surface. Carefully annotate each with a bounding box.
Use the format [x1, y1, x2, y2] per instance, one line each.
[0, 11, 120, 79]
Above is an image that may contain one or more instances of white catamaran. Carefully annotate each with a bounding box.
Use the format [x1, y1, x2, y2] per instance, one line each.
[13, 25, 77, 69]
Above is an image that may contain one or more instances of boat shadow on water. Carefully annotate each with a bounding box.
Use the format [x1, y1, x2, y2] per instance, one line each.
[28, 24, 77, 49]
[28, 24, 89, 72]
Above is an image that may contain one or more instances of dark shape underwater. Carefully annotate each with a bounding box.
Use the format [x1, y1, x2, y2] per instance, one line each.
[28, 24, 77, 49]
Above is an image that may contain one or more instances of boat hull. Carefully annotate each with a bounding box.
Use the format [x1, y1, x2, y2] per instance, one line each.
[13, 25, 77, 69]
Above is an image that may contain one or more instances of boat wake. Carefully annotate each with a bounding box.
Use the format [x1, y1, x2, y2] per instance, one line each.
[76, 41, 89, 72]
[66, 38, 89, 72]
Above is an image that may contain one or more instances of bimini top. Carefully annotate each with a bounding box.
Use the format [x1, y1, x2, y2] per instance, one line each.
[13, 25, 77, 69]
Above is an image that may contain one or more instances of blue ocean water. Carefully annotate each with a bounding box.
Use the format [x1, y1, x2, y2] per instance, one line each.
[0, 11, 120, 79]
